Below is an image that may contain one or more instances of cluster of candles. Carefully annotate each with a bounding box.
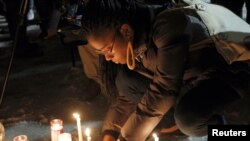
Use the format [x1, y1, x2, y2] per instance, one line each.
[12, 112, 160, 141]
[50, 113, 91, 141]
[13, 113, 91, 141]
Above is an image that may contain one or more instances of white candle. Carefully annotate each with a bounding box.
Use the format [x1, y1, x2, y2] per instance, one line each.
[85, 128, 91, 141]
[73, 113, 83, 141]
[58, 133, 72, 141]
[50, 119, 63, 141]
[152, 133, 159, 141]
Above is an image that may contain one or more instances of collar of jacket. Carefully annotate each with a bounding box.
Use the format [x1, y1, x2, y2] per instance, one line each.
[132, 4, 158, 62]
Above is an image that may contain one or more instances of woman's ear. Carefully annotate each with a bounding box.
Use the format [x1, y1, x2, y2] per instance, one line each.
[120, 24, 134, 40]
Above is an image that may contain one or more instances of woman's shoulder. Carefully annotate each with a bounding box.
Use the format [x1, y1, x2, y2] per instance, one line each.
[152, 9, 189, 47]
[153, 8, 190, 35]
[154, 8, 188, 24]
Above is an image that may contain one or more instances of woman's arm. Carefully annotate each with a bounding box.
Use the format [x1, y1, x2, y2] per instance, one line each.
[120, 10, 190, 141]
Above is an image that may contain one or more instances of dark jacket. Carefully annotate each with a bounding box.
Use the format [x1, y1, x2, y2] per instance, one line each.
[120, 7, 249, 140]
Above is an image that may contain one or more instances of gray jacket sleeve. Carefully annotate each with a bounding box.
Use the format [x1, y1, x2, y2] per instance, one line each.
[120, 10, 190, 141]
[102, 95, 137, 134]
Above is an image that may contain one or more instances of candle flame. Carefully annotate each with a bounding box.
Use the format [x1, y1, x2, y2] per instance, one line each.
[152, 133, 157, 138]
[52, 123, 61, 130]
[152, 133, 159, 141]
[85, 127, 91, 137]
[51, 119, 63, 130]
[73, 113, 80, 119]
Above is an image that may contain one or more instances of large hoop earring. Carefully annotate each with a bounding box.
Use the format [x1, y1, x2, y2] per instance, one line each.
[126, 41, 135, 70]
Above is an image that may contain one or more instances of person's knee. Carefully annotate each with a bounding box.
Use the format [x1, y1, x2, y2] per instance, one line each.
[174, 105, 207, 137]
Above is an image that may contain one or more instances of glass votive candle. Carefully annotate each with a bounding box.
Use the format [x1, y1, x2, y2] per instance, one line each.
[50, 119, 63, 141]
[13, 135, 28, 141]
[58, 133, 72, 141]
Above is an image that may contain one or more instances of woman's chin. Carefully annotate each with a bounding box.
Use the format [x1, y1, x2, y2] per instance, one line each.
[112, 61, 120, 64]
[112, 60, 126, 64]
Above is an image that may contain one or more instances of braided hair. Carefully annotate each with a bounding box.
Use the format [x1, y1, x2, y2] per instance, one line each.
[81, 0, 139, 100]
[81, 0, 156, 100]
[82, 0, 137, 37]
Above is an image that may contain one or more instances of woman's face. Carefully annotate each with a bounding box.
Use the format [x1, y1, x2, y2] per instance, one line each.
[88, 28, 129, 64]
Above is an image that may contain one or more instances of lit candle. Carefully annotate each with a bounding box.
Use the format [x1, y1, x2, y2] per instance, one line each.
[73, 113, 83, 141]
[58, 133, 72, 141]
[13, 135, 28, 141]
[152, 133, 159, 141]
[50, 119, 63, 141]
[85, 127, 91, 141]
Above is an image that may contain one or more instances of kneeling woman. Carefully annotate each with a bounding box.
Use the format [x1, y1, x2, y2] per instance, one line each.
[81, 0, 249, 141]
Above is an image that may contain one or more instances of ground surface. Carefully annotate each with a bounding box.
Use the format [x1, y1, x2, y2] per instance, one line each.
[0, 18, 109, 140]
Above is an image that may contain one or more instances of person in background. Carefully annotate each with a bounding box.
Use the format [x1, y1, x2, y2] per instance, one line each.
[27, 0, 35, 21]
[3, 0, 43, 57]
[35, 0, 62, 39]
[0, 0, 6, 15]
[211, 0, 250, 23]
[81, 0, 250, 141]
